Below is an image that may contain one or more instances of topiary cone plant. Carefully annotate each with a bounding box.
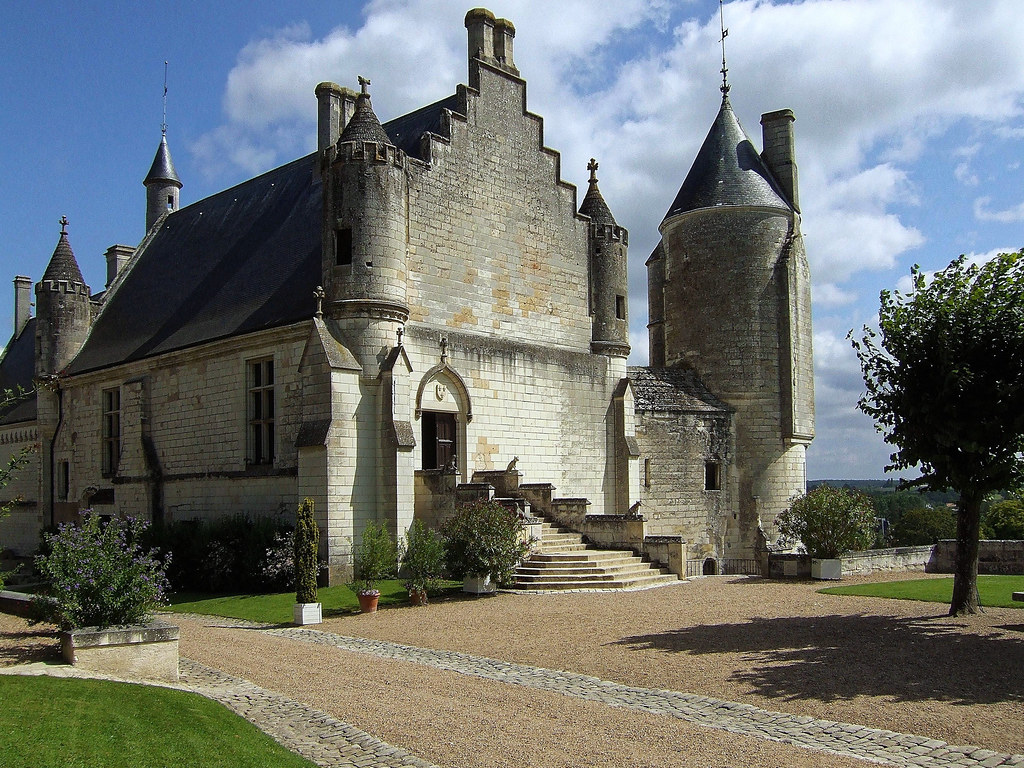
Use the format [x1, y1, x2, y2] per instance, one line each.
[293, 497, 322, 624]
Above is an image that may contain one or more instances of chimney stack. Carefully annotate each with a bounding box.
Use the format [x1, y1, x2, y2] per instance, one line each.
[465, 8, 496, 63]
[104, 244, 135, 288]
[13, 275, 31, 337]
[493, 18, 518, 74]
[316, 82, 360, 152]
[760, 109, 799, 212]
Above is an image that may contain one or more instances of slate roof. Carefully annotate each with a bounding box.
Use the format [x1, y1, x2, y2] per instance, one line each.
[664, 96, 791, 221]
[339, 93, 393, 145]
[0, 319, 38, 425]
[41, 231, 86, 285]
[144, 134, 182, 187]
[627, 366, 732, 414]
[579, 178, 617, 227]
[65, 95, 464, 376]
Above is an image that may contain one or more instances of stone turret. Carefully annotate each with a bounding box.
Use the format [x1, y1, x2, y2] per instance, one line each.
[320, 76, 409, 373]
[579, 159, 629, 359]
[144, 133, 182, 231]
[652, 93, 814, 554]
[35, 217, 91, 377]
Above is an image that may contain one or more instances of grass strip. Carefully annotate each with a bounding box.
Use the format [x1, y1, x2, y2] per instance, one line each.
[820, 574, 1024, 608]
[167, 578, 462, 623]
[0, 675, 316, 768]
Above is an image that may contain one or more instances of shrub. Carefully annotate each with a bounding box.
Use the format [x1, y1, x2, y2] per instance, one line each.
[982, 500, 1024, 540]
[400, 520, 446, 595]
[353, 521, 397, 595]
[442, 500, 530, 586]
[146, 514, 294, 593]
[294, 498, 319, 604]
[891, 505, 957, 546]
[776, 485, 876, 559]
[34, 511, 170, 630]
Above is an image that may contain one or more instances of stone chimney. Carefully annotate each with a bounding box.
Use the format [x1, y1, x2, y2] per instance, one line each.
[493, 18, 518, 74]
[760, 109, 799, 212]
[104, 244, 135, 288]
[465, 8, 496, 62]
[316, 82, 360, 152]
[13, 275, 31, 337]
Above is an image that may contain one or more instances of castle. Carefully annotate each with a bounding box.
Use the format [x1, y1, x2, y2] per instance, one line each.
[0, 9, 813, 583]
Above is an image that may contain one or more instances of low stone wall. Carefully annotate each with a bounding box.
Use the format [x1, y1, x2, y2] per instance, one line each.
[61, 619, 180, 682]
[0, 589, 36, 618]
[768, 553, 811, 578]
[582, 514, 645, 553]
[840, 546, 934, 576]
[643, 535, 686, 577]
[928, 539, 1024, 574]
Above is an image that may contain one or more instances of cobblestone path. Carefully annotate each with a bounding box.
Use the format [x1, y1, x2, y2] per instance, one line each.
[178, 657, 440, 768]
[183, 615, 1024, 768]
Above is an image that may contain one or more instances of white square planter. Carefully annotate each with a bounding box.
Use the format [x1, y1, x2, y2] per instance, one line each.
[811, 558, 842, 580]
[293, 602, 322, 625]
[463, 574, 497, 594]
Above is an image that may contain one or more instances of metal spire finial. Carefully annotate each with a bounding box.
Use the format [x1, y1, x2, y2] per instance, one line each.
[59, 215, 69, 235]
[358, 75, 371, 96]
[162, 61, 168, 136]
[719, 0, 730, 97]
[587, 158, 599, 183]
[314, 285, 325, 319]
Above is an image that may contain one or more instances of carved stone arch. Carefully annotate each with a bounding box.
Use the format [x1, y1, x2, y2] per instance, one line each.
[415, 363, 473, 422]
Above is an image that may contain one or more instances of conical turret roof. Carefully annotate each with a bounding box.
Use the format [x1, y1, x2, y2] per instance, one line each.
[579, 159, 617, 227]
[664, 96, 790, 222]
[144, 134, 182, 188]
[41, 219, 86, 285]
[339, 86, 393, 146]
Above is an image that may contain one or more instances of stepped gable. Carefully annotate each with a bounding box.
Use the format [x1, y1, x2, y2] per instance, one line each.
[627, 366, 732, 414]
[0, 317, 37, 425]
[379, 94, 461, 159]
[664, 96, 791, 221]
[65, 98, 462, 376]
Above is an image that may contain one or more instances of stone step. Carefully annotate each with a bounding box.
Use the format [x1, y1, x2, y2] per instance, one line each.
[513, 573, 679, 591]
[529, 550, 639, 563]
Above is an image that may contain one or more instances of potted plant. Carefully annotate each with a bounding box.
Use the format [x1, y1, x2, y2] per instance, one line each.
[293, 498, 322, 624]
[33, 510, 179, 682]
[399, 520, 446, 605]
[352, 521, 397, 613]
[776, 485, 876, 580]
[442, 500, 531, 593]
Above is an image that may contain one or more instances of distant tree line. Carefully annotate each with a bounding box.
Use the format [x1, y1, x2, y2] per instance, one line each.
[807, 481, 1024, 547]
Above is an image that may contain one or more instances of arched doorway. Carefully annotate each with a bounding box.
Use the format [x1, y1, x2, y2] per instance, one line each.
[702, 557, 718, 576]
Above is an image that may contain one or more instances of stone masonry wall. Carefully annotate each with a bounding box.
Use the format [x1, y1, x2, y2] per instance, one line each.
[634, 409, 731, 561]
[54, 325, 307, 523]
[0, 424, 40, 555]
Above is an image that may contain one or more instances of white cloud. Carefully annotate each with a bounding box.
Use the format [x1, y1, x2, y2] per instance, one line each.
[974, 196, 1024, 223]
[954, 162, 979, 187]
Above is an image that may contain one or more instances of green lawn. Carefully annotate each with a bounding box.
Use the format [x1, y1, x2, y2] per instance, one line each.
[0, 675, 316, 768]
[820, 575, 1024, 608]
[167, 579, 462, 623]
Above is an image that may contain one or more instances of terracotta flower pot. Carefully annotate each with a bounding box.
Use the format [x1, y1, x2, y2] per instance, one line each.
[408, 587, 428, 606]
[357, 591, 380, 613]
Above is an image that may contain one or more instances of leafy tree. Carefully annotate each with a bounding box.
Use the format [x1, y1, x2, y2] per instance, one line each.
[776, 485, 876, 559]
[293, 498, 319, 605]
[442, 500, 531, 586]
[852, 250, 1024, 615]
[982, 499, 1024, 540]
[353, 521, 397, 595]
[890, 505, 957, 546]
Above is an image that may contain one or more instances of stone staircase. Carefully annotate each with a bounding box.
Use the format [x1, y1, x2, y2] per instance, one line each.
[513, 518, 679, 591]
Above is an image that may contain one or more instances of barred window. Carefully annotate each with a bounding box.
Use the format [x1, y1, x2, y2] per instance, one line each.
[101, 388, 120, 476]
[248, 358, 275, 465]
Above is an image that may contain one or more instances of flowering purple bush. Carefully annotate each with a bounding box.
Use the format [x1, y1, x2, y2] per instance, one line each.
[34, 511, 170, 630]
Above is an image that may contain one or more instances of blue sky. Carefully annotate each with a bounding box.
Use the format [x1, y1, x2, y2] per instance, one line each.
[1, 0, 1021, 480]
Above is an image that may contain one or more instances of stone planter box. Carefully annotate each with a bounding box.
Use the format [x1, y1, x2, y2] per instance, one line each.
[293, 602, 322, 625]
[463, 574, 496, 594]
[811, 558, 842, 580]
[61, 619, 179, 682]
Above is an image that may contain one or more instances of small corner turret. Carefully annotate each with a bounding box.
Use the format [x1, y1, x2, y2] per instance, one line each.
[580, 159, 629, 358]
[143, 132, 182, 231]
[35, 217, 92, 377]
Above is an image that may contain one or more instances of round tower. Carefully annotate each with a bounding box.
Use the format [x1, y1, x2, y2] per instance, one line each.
[322, 77, 409, 373]
[580, 159, 630, 365]
[35, 217, 92, 377]
[144, 132, 182, 231]
[654, 93, 814, 553]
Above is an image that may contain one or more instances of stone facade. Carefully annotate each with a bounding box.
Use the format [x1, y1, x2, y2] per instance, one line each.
[0, 8, 813, 582]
